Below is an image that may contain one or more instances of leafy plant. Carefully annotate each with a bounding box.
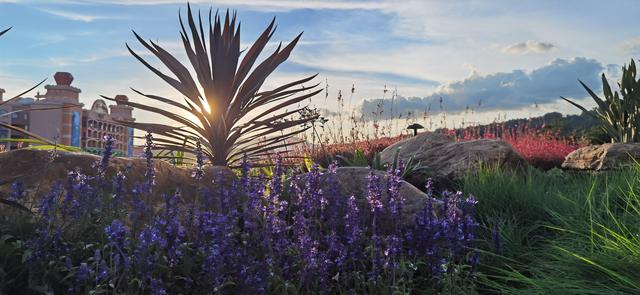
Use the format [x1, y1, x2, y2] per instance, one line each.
[336, 148, 369, 167]
[561, 59, 640, 143]
[103, 5, 321, 166]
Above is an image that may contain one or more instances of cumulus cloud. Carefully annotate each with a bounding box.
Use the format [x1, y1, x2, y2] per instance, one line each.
[360, 57, 604, 118]
[503, 40, 555, 54]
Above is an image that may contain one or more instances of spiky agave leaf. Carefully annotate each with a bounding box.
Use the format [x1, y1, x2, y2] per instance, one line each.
[0, 27, 10, 38]
[106, 4, 321, 166]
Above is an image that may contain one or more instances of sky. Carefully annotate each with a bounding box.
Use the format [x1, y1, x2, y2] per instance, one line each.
[0, 0, 639, 131]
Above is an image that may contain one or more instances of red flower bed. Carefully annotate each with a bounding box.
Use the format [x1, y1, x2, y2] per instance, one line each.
[442, 123, 587, 170]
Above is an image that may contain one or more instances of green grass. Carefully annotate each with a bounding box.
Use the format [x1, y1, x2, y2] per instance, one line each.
[464, 165, 640, 294]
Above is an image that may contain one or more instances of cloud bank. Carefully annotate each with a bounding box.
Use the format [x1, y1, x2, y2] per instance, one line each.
[503, 40, 555, 54]
[360, 57, 603, 118]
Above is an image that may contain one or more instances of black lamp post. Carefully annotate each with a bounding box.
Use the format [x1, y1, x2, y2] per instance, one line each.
[407, 123, 424, 136]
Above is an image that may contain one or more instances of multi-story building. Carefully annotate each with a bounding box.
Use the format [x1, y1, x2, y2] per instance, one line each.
[0, 72, 135, 156]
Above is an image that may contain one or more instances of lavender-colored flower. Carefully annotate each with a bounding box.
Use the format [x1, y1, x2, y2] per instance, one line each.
[160, 191, 186, 265]
[344, 195, 362, 257]
[38, 184, 61, 223]
[387, 160, 405, 217]
[264, 153, 287, 237]
[425, 178, 434, 197]
[112, 170, 127, 205]
[383, 235, 401, 270]
[61, 171, 80, 217]
[414, 190, 444, 279]
[76, 262, 90, 282]
[129, 184, 150, 227]
[192, 139, 205, 181]
[384, 161, 405, 271]
[325, 229, 347, 271]
[366, 170, 385, 282]
[369, 233, 383, 282]
[106, 219, 130, 249]
[96, 259, 109, 282]
[143, 131, 156, 190]
[366, 170, 384, 214]
[96, 134, 114, 177]
[323, 161, 343, 230]
[134, 225, 163, 280]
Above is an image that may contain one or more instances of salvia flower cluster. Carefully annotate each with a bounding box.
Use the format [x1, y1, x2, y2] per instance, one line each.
[0, 135, 479, 294]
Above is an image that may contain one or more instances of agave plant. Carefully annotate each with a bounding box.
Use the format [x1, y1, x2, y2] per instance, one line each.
[0, 28, 72, 149]
[103, 5, 321, 166]
[561, 59, 640, 143]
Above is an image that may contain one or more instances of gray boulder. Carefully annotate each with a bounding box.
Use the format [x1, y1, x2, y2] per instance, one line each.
[379, 132, 528, 186]
[561, 143, 640, 171]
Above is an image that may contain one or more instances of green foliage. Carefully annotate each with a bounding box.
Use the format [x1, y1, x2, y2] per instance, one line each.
[336, 147, 431, 183]
[336, 148, 369, 167]
[0, 235, 31, 293]
[104, 4, 321, 166]
[466, 165, 640, 294]
[562, 59, 640, 143]
[303, 155, 317, 172]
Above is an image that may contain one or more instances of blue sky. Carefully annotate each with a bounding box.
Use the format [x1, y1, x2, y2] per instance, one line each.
[1, 0, 639, 127]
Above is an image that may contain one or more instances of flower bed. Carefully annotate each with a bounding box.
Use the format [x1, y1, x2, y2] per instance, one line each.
[0, 137, 478, 294]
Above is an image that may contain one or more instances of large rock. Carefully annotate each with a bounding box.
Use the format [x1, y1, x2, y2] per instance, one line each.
[379, 133, 528, 187]
[288, 167, 441, 227]
[0, 149, 236, 199]
[561, 143, 640, 171]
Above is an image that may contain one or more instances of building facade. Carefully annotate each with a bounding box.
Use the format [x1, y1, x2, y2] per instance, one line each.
[0, 72, 135, 156]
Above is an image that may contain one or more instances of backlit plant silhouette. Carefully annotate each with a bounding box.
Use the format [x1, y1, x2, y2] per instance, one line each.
[104, 5, 321, 166]
[562, 59, 640, 143]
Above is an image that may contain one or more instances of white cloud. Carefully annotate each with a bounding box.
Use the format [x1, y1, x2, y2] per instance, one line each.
[53, 0, 389, 11]
[47, 49, 129, 67]
[39, 9, 113, 22]
[503, 40, 555, 54]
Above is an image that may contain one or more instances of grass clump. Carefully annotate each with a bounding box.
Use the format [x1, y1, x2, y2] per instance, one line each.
[465, 165, 640, 294]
